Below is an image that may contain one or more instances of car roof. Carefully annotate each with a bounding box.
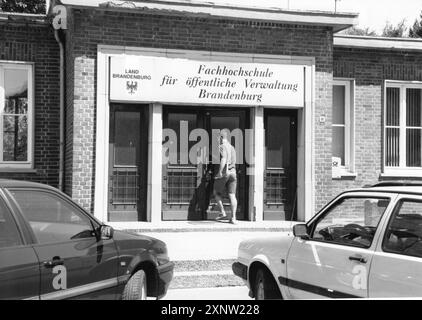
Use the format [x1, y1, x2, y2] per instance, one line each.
[345, 185, 422, 196]
[0, 179, 59, 191]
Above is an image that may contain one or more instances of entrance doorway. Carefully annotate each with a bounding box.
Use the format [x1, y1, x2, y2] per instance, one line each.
[162, 107, 249, 221]
[108, 104, 149, 222]
[264, 109, 298, 221]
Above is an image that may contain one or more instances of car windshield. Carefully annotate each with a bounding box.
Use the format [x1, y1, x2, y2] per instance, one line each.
[312, 197, 390, 248]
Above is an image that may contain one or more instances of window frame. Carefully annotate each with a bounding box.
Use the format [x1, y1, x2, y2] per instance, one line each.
[384, 80, 422, 176]
[381, 197, 422, 259]
[332, 78, 355, 178]
[0, 61, 34, 169]
[0, 192, 25, 250]
[308, 195, 391, 249]
[7, 188, 101, 246]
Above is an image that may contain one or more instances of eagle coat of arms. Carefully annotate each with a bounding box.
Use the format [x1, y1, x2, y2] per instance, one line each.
[126, 81, 138, 94]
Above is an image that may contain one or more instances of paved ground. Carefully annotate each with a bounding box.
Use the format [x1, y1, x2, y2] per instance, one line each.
[143, 231, 289, 260]
[163, 286, 252, 300]
[138, 224, 292, 294]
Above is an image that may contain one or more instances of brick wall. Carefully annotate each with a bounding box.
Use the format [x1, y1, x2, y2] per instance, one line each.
[0, 22, 60, 187]
[333, 47, 422, 198]
[65, 8, 334, 213]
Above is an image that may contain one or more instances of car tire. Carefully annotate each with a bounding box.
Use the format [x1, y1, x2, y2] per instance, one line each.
[122, 270, 147, 300]
[254, 268, 282, 300]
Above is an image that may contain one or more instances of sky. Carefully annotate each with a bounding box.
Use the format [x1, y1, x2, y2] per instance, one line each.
[202, 0, 422, 33]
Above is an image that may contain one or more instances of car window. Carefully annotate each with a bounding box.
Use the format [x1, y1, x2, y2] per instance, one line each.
[10, 190, 95, 244]
[383, 200, 422, 258]
[0, 198, 22, 249]
[311, 197, 390, 248]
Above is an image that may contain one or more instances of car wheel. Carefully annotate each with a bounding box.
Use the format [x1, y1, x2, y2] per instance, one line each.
[122, 270, 147, 300]
[254, 268, 281, 300]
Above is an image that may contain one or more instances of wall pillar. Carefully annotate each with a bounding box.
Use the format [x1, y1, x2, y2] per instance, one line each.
[252, 106, 265, 222]
[147, 103, 163, 223]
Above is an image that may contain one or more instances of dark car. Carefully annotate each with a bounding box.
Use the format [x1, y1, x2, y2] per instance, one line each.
[0, 179, 173, 300]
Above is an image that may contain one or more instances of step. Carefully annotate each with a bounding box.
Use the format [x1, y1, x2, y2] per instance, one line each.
[119, 220, 294, 233]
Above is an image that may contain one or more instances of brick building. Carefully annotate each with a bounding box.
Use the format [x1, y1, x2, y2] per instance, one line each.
[1, 1, 422, 230]
[0, 12, 61, 186]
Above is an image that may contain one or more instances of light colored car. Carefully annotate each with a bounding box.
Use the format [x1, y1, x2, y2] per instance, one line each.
[233, 183, 422, 299]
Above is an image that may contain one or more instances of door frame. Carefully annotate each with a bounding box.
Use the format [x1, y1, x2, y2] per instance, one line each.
[95, 45, 315, 227]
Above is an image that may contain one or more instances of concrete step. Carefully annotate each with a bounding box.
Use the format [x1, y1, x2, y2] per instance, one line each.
[170, 259, 244, 289]
[124, 220, 294, 233]
[143, 231, 290, 261]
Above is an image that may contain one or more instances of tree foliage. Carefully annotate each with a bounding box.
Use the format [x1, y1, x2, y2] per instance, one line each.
[382, 19, 407, 37]
[0, 0, 45, 14]
[342, 26, 378, 36]
[409, 11, 422, 38]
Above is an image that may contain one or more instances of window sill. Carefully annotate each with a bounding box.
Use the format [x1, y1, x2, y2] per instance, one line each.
[380, 170, 422, 179]
[332, 171, 357, 180]
[0, 168, 37, 173]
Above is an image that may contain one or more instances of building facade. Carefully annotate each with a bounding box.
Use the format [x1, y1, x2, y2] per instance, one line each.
[1, 1, 422, 230]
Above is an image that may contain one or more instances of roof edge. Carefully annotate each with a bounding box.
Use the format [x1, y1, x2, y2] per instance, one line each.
[57, 0, 359, 32]
[0, 12, 48, 25]
[334, 34, 422, 52]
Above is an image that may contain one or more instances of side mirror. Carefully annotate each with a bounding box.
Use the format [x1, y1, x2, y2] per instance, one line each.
[293, 224, 309, 240]
[100, 225, 114, 240]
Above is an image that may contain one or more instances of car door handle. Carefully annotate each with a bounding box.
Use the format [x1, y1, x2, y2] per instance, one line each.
[43, 257, 64, 268]
[349, 255, 367, 264]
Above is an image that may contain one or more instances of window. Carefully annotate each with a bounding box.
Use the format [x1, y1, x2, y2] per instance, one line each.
[10, 190, 96, 244]
[0, 199, 22, 249]
[383, 199, 422, 258]
[385, 82, 422, 174]
[311, 197, 389, 248]
[332, 79, 354, 177]
[0, 63, 33, 168]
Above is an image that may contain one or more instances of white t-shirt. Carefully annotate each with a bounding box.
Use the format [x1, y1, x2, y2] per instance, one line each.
[220, 142, 236, 175]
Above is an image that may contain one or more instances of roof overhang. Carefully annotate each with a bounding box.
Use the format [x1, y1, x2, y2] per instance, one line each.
[334, 35, 422, 52]
[54, 0, 358, 32]
[0, 12, 48, 25]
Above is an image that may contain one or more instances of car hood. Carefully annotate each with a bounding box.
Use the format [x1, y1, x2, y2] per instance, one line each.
[113, 229, 166, 252]
[238, 231, 295, 260]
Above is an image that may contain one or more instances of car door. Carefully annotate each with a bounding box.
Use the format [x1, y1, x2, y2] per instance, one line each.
[369, 195, 422, 298]
[7, 188, 120, 300]
[0, 191, 40, 300]
[286, 192, 394, 299]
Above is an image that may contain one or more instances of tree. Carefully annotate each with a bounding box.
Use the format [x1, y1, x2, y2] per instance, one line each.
[382, 19, 407, 37]
[0, 0, 45, 14]
[342, 26, 378, 36]
[409, 12, 422, 38]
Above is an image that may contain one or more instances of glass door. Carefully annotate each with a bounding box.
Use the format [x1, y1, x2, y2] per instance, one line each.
[108, 104, 148, 222]
[162, 109, 204, 220]
[162, 107, 248, 221]
[264, 109, 297, 221]
[206, 110, 247, 221]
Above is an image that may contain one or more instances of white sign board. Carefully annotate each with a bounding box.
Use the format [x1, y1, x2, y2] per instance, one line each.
[109, 55, 304, 107]
[332, 156, 342, 179]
